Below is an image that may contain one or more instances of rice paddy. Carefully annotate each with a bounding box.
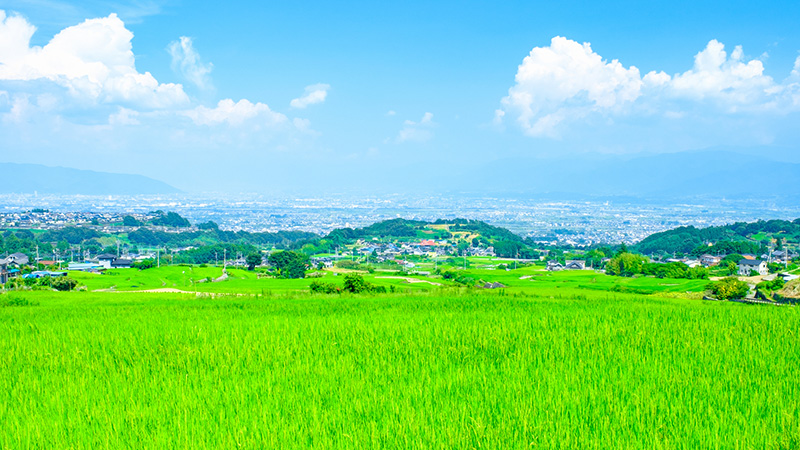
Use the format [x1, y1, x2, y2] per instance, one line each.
[0, 287, 798, 449]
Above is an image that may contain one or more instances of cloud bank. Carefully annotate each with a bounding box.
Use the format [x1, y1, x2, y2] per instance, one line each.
[0, 10, 188, 108]
[499, 36, 800, 137]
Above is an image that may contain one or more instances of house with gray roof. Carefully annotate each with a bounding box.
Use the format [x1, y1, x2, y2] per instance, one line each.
[737, 259, 768, 276]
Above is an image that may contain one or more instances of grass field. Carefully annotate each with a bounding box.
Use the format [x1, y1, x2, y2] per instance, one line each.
[0, 289, 798, 449]
[65, 265, 709, 298]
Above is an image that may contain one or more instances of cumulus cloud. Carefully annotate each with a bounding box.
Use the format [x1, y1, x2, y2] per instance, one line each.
[168, 36, 213, 90]
[0, 10, 188, 108]
[669, 40, 775, 109]
[290, 83, 329, 109]
[184, 98, 288, 126]
[500, 36, 642, 137]
[499, 36, 800, 137]
[396, 112, 435, 143]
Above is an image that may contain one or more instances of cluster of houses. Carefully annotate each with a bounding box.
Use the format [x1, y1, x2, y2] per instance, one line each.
[690, 250, 795, 277]
[0, 251, 137, 285]
[354, 239, 494, 260]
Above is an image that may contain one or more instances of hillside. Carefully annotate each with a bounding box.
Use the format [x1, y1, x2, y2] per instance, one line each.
[0, 163, 180, 195]
[634, 219, 800, 255]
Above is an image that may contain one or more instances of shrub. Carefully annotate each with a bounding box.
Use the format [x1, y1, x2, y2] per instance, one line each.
[1, 296, 39, 307]
[133, 259, 156, 270]
[334, 260, 361, 270]
[309, 281, 341, 294]
[342, 274, 386, 294]
[51, 276, 79, 292]
[710, 277, 749, 300]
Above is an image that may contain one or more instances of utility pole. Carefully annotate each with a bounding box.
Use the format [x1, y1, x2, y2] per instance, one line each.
[157, 248, 160, 268]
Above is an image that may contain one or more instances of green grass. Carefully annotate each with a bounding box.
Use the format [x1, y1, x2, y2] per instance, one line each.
[0, 289, 798, 448]
[66, 265, 710, 300]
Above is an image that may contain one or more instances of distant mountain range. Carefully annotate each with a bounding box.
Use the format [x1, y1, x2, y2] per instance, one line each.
[461, 150, 800, 200]
[0, 163, 180, 195]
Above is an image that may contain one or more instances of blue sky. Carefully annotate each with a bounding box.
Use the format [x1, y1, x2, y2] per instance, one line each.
[1, 0, 800, 192]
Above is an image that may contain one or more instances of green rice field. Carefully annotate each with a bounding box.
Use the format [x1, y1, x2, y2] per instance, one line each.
[1, 287, 798, 449]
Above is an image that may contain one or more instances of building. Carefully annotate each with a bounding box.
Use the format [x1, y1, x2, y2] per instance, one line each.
[111, 258, 133, 269]
[68, 262, 103, 272]
[564, 260, 586, 270]
[5, 252, 30, 266]
[700, 254, 722, 267]
[737, 259, 768, 276]
[546, 260, 564, 271]
[97, 254, 132, 269]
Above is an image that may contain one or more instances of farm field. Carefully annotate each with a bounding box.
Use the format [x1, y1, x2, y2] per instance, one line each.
[65, 265, 709, 298]
[0, 289, 798, 448]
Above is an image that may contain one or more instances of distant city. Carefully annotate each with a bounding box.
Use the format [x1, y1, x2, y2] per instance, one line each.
[1, 193, 797, 245]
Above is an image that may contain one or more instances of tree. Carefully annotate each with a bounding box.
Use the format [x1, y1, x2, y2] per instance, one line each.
[726, 261, 737, 275]
[268, 250, 308, 279]
[51, 276, 78, 291]
[343, 274, 370, 293]
[132, 259, 156, 270]
[197, 221, 219, 230]
[245, 253, 262, 271]
[342, 274, 386, 294]
[150, 212, 191, 228]
[605, 252, 648, 277]
[122, 215, 141, 227]
[710, 277, 749, 300]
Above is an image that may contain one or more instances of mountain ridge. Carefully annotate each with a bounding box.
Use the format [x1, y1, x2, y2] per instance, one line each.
[0, 163, 180, 195]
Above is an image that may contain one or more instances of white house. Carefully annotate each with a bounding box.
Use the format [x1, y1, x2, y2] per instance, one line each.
[737, 259, 768, 276]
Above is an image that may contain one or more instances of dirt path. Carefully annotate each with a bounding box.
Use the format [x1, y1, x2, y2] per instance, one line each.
[94, 288, 187, 293]
[375, 276, 442, 286]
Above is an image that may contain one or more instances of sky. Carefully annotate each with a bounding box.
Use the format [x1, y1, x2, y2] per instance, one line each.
[1, 0, 800, 193]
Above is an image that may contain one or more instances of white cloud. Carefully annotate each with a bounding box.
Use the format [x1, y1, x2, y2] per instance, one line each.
[396, 112, 435, 143]
[184, 98, 288, 126]
[108, 107, 140, 125]
[0, 10, 188, 108]
[290, 83, 329, 109]
[499, 36, 800, 137]
[386, 110, 396, 116]
[668, 40, 775, 109]
[500, 36, 643, 137]
[168, 36, 213, 90]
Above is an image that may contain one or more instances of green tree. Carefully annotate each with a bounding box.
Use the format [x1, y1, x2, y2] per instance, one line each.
[268, 251, 308, 279]
[245, 253, 262, 271]
[132, 259, 156, 270]
[122, 215, 141, 226]
[51, 276, 78, 291]
[605, 252, 648, 277]
[197, 221, 219, 230]
[726, 261, 737, 275]
[710, 277, 749, 300]
[342, 274, 386, 294]
[343, 274, 370, 293]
